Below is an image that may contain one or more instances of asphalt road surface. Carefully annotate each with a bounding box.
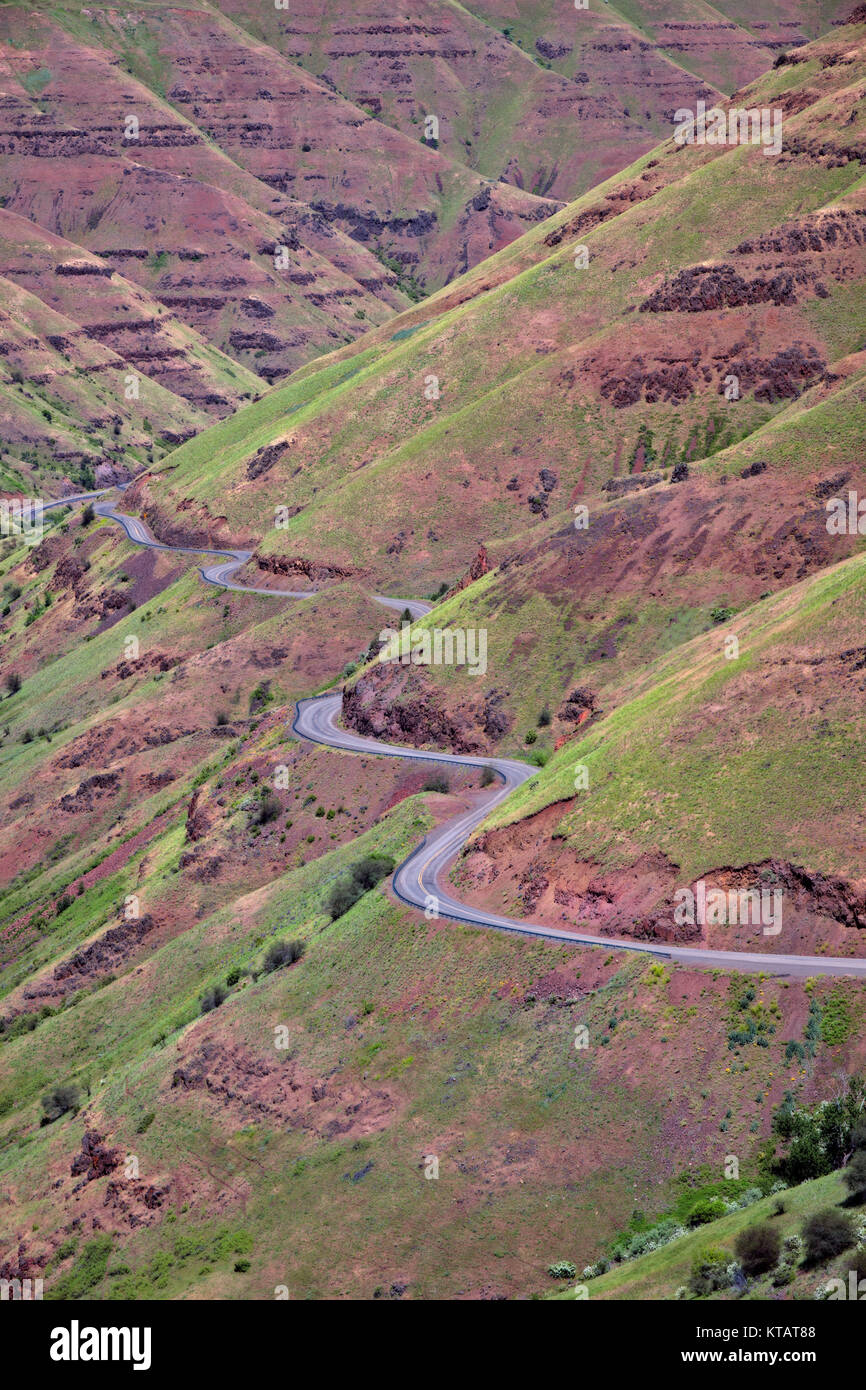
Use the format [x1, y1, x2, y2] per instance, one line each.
[46, 490, 866, 978]
[293, 694, 866, 979]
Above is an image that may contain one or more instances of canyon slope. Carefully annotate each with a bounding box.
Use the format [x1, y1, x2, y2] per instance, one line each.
[2, 0, 856, 481]
[0, 7, 865, 1302]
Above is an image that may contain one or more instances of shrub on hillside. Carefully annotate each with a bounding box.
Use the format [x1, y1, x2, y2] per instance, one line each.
[200, 985, 227, 1014]
[688, 1247, 733, 1297]
[687, 1196, 727, 1227]
[843, 1149, 866, 1201]
[327, 854, 395, 920]
[422, 773, 449, 794]
[734, 1223, 782, 1277]
[4, 671, 21, 695]
[849, 1246, 866, 1284]
[801, 1209, 855, 1265]
[263, 939, 305, 973]
[480, 766, 496, 788]
[248, 789, 281, 828]
[769, 1078, 866, 1184]
[547, 1260, 576, 1279]
[40, 1083, 81, 1125]
[611, 1217, 686, 1263]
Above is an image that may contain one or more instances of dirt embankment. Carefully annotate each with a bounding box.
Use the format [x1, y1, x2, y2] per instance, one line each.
[342, 662, 512, 754]
[123, 476, 247, 552]
[454, 805, 866, 956]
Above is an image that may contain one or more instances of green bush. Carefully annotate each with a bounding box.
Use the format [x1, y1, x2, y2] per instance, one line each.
[200, 985, 227, 1014]
[687, 1196, 726, 1227]
[547, 1260, 576, 1279]
[40, 1083, 80, 1125]
[688, 1247, 732, 1297]
[734, 1222, 781, 1277]
[801, 1209, 855, 1265]
[327, 855, 395, 920]
[770, 1078, 866, 1183]
[262, 939, 305, 973]
[843, 1149, 866, 1200]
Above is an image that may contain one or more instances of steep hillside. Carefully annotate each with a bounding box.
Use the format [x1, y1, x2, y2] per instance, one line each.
[220, 0, 855, 197]
[0, 0, 855, 474]
[450, 549, 866, 958]
[0, 9, 405, 376]
[1, 7, 866, 1306]
[553, 1165, 866, 1301]
[134, 16, 866, 584]
[0, 209, 266, 492]
[218, 0, 709, 200]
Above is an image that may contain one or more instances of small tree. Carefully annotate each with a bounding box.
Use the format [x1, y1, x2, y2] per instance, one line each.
[734, 1223, 781, 1277]
[263, 939, 305, 973]
[327, 877, 360, 921]
[200, 985, 226, 1014]
[687, 1196, 726, 1227]
[351, 854, 394, 893]
[802, 1209, 854, 1265]
[688, 1247, 731, 1297]
[40, 1083, 80, 1125]
[249, 789, 281, 827]
[850, 1118, 866, 1152]
[422, 773, 449, 794]
[5, 671, 21, 695]
[843, 1149, 866, 1201]
[327, 854, 394, 920]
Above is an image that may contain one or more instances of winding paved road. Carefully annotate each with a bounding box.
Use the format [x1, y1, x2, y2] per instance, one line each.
[93, 496, 314, 597]
[293, 694, 866, 980]
[46, 489, 421, 609]
[47, 489, 866, 978]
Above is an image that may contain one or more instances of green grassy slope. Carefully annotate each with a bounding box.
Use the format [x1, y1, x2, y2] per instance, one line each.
[553, 1169, 862, 1300]
[464, 550, 866, 882]
[132, 16, 866, 588]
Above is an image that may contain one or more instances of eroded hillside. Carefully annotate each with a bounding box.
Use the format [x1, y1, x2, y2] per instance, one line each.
[1, 6, 866, 1305]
